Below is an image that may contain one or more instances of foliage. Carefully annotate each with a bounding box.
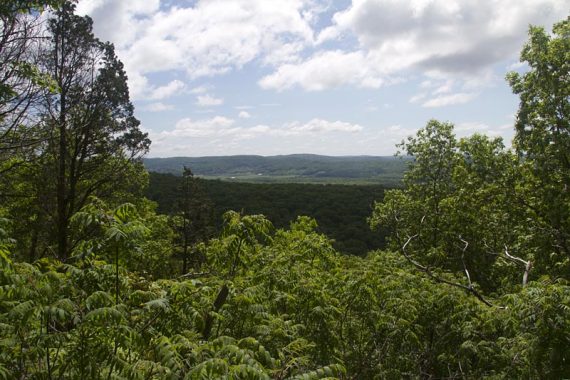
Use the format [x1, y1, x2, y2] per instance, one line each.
[1, 212, 569, 378]
[371, 122, 529, 294]
[0, 4, 569, 378]
[1, 1, 151, 261]
[147, 173, 386, 255]
[507, 17, 570, 276]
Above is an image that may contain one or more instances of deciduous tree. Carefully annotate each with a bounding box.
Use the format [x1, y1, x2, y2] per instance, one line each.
[507, 17, 570, 275]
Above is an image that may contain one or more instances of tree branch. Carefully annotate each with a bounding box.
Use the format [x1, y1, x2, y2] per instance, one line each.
[398, 233, 502, 308]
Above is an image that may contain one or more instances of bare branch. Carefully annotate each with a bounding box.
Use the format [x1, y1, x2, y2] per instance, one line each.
[398, 233, 502, 308]
[504, 245, 532, 287]
[459, 236, 471, 288]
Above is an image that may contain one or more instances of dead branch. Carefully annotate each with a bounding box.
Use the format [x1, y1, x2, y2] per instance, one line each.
[504, 245, 532, 287]
[399, 234, 502, 308]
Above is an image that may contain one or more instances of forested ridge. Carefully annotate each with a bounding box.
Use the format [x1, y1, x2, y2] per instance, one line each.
[146, 174, 386, 255]
[0, 2, 569, 379]
[143, 155, 407, 186]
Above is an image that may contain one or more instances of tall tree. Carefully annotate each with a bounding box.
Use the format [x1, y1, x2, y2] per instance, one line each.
[174, 166, 214, 273]
[507, 17, 570, 274]
[31, 1, 150, 260]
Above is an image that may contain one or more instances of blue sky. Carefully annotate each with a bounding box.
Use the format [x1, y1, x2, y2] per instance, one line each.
[76, 0, 567, 157]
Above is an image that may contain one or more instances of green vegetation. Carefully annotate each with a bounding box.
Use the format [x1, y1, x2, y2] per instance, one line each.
[147, 173, 386, 255]
[0, 2, 569, 378]
[143, 154, 408, 186]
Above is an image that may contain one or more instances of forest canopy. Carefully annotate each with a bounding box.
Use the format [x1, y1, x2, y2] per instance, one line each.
[0, 2, 569, 379]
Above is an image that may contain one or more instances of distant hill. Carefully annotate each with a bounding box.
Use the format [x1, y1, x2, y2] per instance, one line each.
[143, 154, 408, 186]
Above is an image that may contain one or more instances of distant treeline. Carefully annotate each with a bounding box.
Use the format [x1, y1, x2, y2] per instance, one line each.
[147, 172, 387, 255]
[144, 154, 407, 186]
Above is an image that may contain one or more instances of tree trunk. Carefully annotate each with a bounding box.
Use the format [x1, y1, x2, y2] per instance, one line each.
[202, 284, 229, 340]
[55, 12, 68, 261]
[56, 102, 67, 260]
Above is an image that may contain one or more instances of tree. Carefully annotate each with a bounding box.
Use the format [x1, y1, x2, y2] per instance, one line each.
[507, 17, 570, 275]
[371, 120, 458, 268]
[30, 2, 150, 260]
[398, 120, 457, 250]
[371, 121, 533, 302]
[0, 1, 61, 174]
[173, 166, 214, 274]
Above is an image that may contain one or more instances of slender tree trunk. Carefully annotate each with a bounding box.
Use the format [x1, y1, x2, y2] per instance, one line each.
[202, 284, 229, 340]
[29, 228, 38, 262]
[115, 246, 119, 304]
[182, 215, 188, 274]
[55, 12, 68, 261]
[56, 100, 67, 260]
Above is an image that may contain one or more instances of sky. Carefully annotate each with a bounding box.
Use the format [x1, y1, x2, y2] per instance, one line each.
[75, 0, 568, 157]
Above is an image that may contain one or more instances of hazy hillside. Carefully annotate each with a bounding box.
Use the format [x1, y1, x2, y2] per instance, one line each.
[143, 154, 408, 185]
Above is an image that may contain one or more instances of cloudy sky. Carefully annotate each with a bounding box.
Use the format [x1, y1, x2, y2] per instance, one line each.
[76, 0, 567, 157]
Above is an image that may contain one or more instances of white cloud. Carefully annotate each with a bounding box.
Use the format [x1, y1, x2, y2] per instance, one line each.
[410, 75, 491, 107]
[422, 92, 478, 108]
[259, 50, 386, 91]
[455, 122, 514, 140]
[80, 0, 566, 97]
[150, 116, 370, 156]
[409, 93, 426, 104]
[166, 116, 235, 137]
[189, 86, 209, 94]
[262, 0, 566, 91]
[262, 41, 305, 66]
[195, 94, 224, 107]
[76, 0, 160, 49]
[286, 119, 363, 133]
[150, 80, 185, 100]
[163, 116, 363, 139]
[77, 0, 333, 105]
[142, 102, 175, 112]
[80, 0, 326, 78]
[238, 111, 251, 119]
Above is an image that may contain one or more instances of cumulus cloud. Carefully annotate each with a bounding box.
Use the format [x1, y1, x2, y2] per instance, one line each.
[79, 0, 326, 94]
[195, 94, 224, 107]
[259, 50, 387, 91]
[286, 119, 363, 133]
[149, 80, 186, 100]
[262, 0, 566, 92]
[455, 122, 513, 138]
[238, 111, 251, 119]
[76, 0, 160, 48]
[80, 0, 564, 99]
[149, 116, 369, 156]
[189, 86, 209, 94]
[166, 116, 235, 137]
[142, 102, 175, 112]
[422, 92, 478, 108]
[163, 116, 363, 139]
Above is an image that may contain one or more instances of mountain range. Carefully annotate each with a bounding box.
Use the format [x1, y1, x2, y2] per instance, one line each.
[143, 154, 408, 185]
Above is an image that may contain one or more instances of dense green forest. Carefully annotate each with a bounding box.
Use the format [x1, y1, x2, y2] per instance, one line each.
[0, 2, 569, 379]
[143, 155, 407, 186]
[147, 173, 386, 255]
